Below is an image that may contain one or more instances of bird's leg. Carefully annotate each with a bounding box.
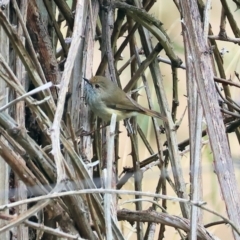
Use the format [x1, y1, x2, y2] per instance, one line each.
[76, 123, 109, 137]
[124, 118, 135, 135]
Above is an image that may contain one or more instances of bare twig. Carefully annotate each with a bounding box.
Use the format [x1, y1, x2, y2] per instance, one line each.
[51, 0, 84, 184]
[104, 113, 117, 240]
[0, 82, 53, 112]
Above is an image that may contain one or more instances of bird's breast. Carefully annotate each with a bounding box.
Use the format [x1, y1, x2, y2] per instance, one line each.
[85, 85, 138, 120]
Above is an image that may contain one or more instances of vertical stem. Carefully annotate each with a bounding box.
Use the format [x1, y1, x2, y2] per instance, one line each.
[0, 4, 9, 240]
[104, 113, 117, 239]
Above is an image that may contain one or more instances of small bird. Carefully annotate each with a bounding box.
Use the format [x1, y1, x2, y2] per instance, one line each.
[84, 76, 166, 122]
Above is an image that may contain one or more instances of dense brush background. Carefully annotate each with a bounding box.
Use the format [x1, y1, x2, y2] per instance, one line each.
[0, 0, 239, 239]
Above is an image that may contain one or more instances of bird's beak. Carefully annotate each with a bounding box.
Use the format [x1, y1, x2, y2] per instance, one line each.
[83, 77, 92, 87]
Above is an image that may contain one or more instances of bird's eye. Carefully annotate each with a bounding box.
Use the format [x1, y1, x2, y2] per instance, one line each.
[95, 84, 100, 89]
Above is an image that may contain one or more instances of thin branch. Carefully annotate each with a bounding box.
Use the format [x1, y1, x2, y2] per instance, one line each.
[0, 214, 80, 240]
[113, 1, 182, 67]
[118, 209, 214, 240]
[0, 82, 53, 112]
[51, 0, 85, 184]
[11, 0, 48, 84]
[53, 0, 74, 30]
[0, 188, 238, 235]
[104, 113, 117, 240]
[208, 35, 240, 43]
[0, 189, 205, 210]
[0, 200, 51, 234]
[43, 0, 68, 57]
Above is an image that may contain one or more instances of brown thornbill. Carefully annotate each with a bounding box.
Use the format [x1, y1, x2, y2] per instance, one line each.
[84, 76, 166, 122]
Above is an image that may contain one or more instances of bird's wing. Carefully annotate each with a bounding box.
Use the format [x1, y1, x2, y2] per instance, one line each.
[124, 95, 166, 120]
[125, 95, 163, 119]
[105, 91, 141, 112]
[104, 88, 166, 120]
